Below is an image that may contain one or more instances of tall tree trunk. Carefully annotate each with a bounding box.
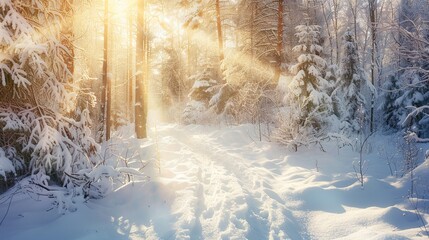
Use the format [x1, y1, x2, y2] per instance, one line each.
[101, 0, 111, 141]
[369, 0, 377, 132]
[250, 1, 255, 63]
[350, 0, 358, 41]
[322, 1, 334, 65]
[135, 0, 147, 139]
[274, 0, 284, 83]
[128, 1, 134, 123]
[215, 0, 224, 63]
[60, 1, 74, 79]
[333, 0, 340, 65]
[144, 0, 149, 118]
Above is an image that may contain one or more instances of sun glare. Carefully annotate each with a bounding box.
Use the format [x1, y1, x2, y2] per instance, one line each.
[155, 15, 185, 40]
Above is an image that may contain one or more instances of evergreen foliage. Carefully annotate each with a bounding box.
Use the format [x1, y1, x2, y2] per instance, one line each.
[336, 30, 369, 134]
[288, 24, 331, 132]
[380, 75, 402, 130]
[0, 0, 100, 192]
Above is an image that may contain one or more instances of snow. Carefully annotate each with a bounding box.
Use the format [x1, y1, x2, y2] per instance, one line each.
[192, 80, 211, 89]
[0, 148, 15, 179]
[0, 124, 428, 239]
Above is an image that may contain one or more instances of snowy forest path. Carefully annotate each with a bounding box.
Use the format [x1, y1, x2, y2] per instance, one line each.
[154, 124, 307, 240]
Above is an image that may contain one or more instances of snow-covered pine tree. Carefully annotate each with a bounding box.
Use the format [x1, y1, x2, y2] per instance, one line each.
[182, 66, 219, 124]
[325, 64, 338, 97]
[336, 30, 369, 134]
[396, 70, 429, 136]
[160, 43, 187, 109]
[0, 1, 98, 189]
[274, 24, 331, 150]
[395, 1, 429, 137]
[380, 74, 402, 130]
[289, 24, 331, 130]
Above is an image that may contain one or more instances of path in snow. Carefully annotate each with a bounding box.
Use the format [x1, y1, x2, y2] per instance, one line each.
[141, 124, 426, 240]
[1, 124, 427, 240]
[148, 124, 308, 240]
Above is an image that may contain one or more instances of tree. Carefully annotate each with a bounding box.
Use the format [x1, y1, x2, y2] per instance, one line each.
[0, 0, 97, 187]
[128, 0, 135, 122]
[368, 0, 378, 132]
[274, 0, 284, 83]
[135, 0, 147, 139]
[289, 24, 331, 124]
[380, 74, 402, 129]
[100, 0, 112, 141]
[60, 0, 75, 76]
[395, 0, 429, 137]
[215, 0, 224, 63]
[336, 30, 370, 133]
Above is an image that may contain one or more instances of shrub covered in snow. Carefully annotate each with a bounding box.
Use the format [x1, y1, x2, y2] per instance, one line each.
[182, 68, 220, 124]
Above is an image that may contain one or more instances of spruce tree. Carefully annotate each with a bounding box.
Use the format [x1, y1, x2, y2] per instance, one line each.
[395, 0, 429, 137]
[337, 30, 368, 133]
[380, 75, 402, 130]
[0, 1, 97, 188]
[289, 24, 331, 132]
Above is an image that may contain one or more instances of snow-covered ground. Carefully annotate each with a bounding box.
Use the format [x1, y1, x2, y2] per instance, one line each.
[0, 124, 428, 239]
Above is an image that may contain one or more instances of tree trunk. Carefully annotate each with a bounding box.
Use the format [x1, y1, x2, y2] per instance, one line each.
[101, 0, 111, 141]
[333, 0, 340, 65]
[60, 1, 74, 79]
[274, 0, 284, 83]
[128, 1, 134, 122]
[369, 0, 377, 132]
[215, 0, 224, 62]
[144, 1, 149, 119]
[135, 0, 147, 139]
[250, 2, 255, 63]
[322, 1, 334, 65]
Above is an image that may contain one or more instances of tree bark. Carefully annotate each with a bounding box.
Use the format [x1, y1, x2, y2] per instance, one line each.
[368, 0, 377, 132]
[128, 1, 134, 122]
[333, 0, 340, 65]
[215, 0, 224, 62]
[60, 1, 74, 79]
[101, 0, 111, 141]
[135, 0, 147, 139]
[274, 0, 284, 83]
[321, 0, 334, 65]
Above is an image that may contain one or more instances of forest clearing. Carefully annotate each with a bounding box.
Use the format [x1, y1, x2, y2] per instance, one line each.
[1, 0, 429, 239]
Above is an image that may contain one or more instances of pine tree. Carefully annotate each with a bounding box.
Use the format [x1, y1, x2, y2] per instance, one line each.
[395, 0, 429, 137]
[337, 30, 368, 133]
[274, 24, 331, 150]
[396, 70, 429, 136]
[380, 75, 402, 130]
[0, 1, 97, 188]
[289, 24, 331, 131]
[182, 66, 219, 124]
